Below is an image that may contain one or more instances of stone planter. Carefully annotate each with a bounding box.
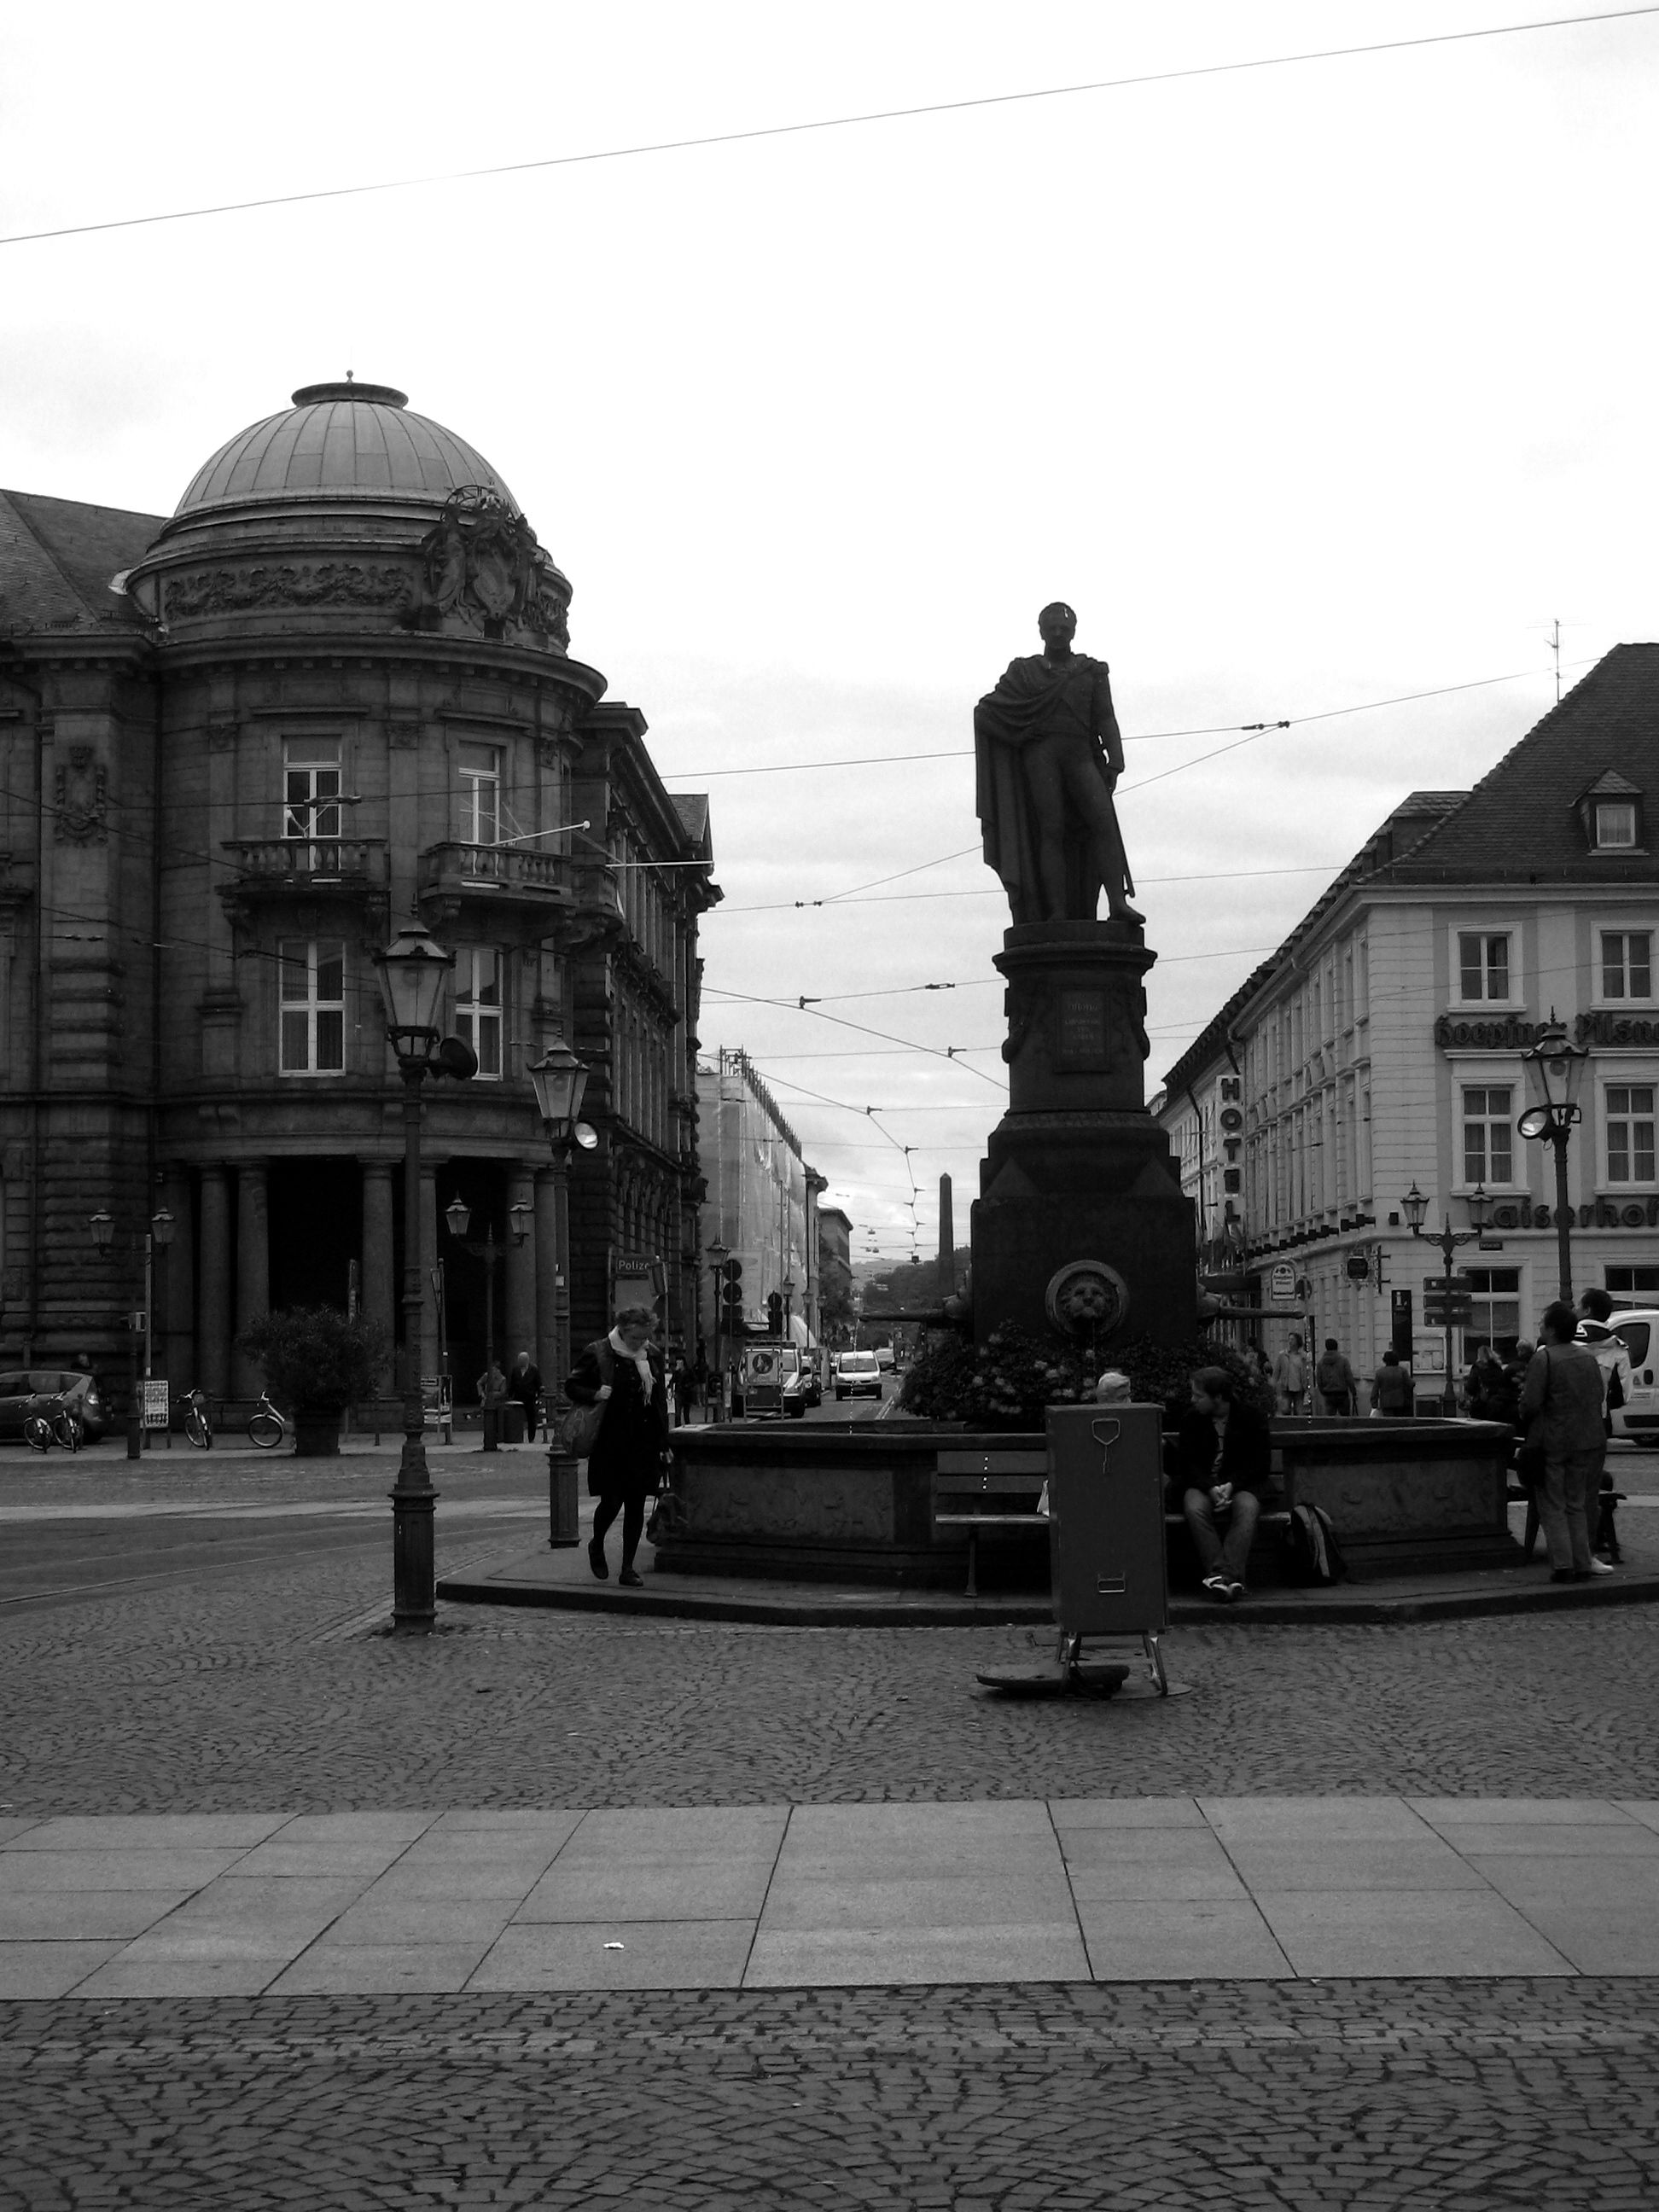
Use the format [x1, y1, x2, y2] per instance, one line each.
[292, 1408, 342, 1457]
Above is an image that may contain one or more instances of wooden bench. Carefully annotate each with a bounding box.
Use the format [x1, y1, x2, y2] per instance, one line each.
[934, 1447, 1049, 1597]
[1508, 1481, 1626, 1563]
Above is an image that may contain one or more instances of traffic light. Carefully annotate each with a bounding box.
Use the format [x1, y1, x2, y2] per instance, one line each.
[767, 1289, 783, 1336]
[719, 1256, 744, 1313]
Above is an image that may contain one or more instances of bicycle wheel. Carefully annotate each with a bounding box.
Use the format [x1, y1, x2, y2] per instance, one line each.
[183, 1405, 212, 1449]
[247, 1411, 284, 1450]
[24, 1413, 51, 1452]
[55, 1412, 81, 1454]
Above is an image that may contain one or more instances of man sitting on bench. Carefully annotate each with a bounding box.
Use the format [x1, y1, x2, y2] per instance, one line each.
[1176, 1365, 1273, 1604]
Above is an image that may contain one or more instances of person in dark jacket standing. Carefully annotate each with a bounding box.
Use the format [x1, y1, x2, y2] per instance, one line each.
[568, 1305, 668, 1589]
[1519, 1301, 1613, 1583]
[507, 1351, 542, 1442]
[1175, 1366, 1273, 1602]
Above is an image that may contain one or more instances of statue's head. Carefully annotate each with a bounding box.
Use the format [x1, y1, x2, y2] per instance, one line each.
[1038, 602, 1077, 647]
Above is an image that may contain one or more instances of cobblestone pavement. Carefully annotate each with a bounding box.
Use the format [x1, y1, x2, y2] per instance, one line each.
[4, 1979, 1657, 2209]
[3, 1515, 1658, 1812]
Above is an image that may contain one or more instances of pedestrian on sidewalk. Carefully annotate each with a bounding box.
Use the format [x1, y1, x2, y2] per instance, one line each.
[507, 1351, 542, 1442]
[568, 1305, 668, 1590]
[1175, 1365, 1272, 1603]
[1273, 1333, 1308, 1416]
[476, 1359, 508, 1411]
[1314, 1338, 1356, 1416]
[1370, 1348, 1414, 1417]
[1519, 1301, 1614, 1584]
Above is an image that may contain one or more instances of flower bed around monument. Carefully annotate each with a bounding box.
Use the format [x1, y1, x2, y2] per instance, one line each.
[897, 1324, 1270, 1430]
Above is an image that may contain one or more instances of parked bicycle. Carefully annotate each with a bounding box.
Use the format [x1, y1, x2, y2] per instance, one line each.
[247, 1391, 288, 1450]
[176, 1387, 213, 1450]
[24, 1395, 83, 1453]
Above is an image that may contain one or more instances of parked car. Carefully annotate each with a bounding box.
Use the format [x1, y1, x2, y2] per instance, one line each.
[0, 1367, 109, 1443]
[1598, 1309, 1659, 1447]
[834, 1350, 882, 1401]
[874, 1345, 894, 1372]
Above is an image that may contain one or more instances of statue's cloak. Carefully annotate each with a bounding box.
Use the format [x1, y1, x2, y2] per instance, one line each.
[974, 652, 1129, 924]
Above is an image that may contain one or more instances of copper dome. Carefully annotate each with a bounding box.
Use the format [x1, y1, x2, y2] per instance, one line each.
[172, 381, 518, 518]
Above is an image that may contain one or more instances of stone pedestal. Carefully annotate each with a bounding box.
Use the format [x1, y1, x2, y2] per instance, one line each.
[971, 920, 1195, 1347]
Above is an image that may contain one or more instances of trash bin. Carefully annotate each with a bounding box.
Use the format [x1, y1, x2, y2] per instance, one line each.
[547, 1446, 580, 1546]
[1045, 1402, 1170, 1686]
[501, 1401, 526, 1445]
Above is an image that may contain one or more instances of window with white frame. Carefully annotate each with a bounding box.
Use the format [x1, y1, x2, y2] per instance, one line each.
[1458, 933, 1511, 1002]
[1601, 931, 1653, 1001]
[1604, 1085, 1656, 1185]
[283, 741, 341, 845]
[457, 742, 502, 846]
[278, 939, 345, 1074]
[455, 948, 503, 1078]
[1596, 801, 1638, 849]
[1605, 1266, 1659, 1299]
[1463, 1268, 1521, 1361]
[1462, 1085, 1513, 1185]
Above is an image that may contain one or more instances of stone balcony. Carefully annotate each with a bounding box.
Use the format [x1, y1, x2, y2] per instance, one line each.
[218, 838, 390, 926]
[417, 841, 624, 950]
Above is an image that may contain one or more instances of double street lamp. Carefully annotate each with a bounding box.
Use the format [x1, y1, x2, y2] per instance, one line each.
[88, 1205, 176, 1458]
[1520, 1013, 1590, 1302]
[1402, 1179, 1493, 1415]
[527, 1039, 593, 1546]
[444, 1195, 534, 1451]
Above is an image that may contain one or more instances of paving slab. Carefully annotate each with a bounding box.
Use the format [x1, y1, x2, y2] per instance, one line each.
[265, 1811, 439, 1843]
[224, 1838, 421, 1881]
[0, 1821, 41, 1846]
[1254, 1888, 1576, 1977]
[1408, 1820, 1659, 1856]
[1049, 1796, 1206, 1830]
[2, 1813, 289, 1852]
[515, 1859, 777, 1922]
[469, 1918, 756, 1992]
[1219, 1839, 1487, 1892]
[427, 1810, 586, 1839]
[0, 1890, 193, 1941]
[743, 1920, 1090, 1987]
[1076, 1898, 1292, 1981]
[0, 1941, 122, 1998]
[319, 1896, 521, 1946]
[268, 1941, 497, 1995]
[1500, 1907, 1659, 1974]
[1411, 1796, 1650, 1827]
[1198, 1797, 1439, 1842]
[71, 1955, 289, 1998]
[0, 1847, 249, 1891]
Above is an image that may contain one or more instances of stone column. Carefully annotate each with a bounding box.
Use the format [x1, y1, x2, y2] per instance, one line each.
[419, 1164, 439, 1381]
[199, 1166, 231, 1399]
[234, 1161, 270, 1398]
[535, 1165, 563, 1388]
[361, 1162, 395, 1394]
[504, 1161, 538, 1371]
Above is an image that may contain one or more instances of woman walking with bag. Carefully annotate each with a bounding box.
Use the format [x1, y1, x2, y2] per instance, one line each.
[567, 1305, 668, 1589]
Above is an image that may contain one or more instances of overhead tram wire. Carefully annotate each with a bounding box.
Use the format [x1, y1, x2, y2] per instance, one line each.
[3, 10, 1653, 249]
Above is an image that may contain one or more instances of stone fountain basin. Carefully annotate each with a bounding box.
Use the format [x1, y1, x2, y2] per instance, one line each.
[655, 1415, 1518, 1589]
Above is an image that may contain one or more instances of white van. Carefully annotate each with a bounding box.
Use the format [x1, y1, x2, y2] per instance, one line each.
[1604, 1309, 1659, 1447]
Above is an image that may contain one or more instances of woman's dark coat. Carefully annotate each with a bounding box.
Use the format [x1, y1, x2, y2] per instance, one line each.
[567, 1338, 668, 1501]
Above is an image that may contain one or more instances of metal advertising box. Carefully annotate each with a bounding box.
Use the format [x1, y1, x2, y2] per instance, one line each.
[1045, 1402, 1168, 1638]
[142, 1380, 170, 1431]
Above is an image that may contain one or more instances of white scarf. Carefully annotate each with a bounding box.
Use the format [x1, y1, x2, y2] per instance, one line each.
[608, 1329, 654, 1394]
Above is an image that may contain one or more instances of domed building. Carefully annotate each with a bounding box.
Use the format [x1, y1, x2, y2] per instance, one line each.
[0, 381, 717, 1421]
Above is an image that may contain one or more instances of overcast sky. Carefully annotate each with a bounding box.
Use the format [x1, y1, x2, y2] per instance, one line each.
[4, 2, 1656, 1266]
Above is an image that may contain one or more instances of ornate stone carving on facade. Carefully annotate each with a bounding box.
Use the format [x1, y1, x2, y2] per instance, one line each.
[416, 486, 572, 648]
[54, 748, 108, 842]
[207, 716, 240, 754]
[165, 564, 413, 620]
[387, 719, 421, 749]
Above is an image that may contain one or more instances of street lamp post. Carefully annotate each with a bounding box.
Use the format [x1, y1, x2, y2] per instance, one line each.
[527, 1040, 592, 1547]
[1519, 1013, 1591, 1303]
[89, 1206, 175, 1458]
[707, 1239, 729, 1422]
[1402, 1179, 1493, 1415]
[374, 915, 456, 1632]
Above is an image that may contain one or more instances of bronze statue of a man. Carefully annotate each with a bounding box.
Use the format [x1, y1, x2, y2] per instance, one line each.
[975, 603, 1142, 927]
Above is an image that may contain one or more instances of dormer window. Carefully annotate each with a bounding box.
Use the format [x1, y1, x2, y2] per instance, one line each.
[1575, 769, 1645, 854]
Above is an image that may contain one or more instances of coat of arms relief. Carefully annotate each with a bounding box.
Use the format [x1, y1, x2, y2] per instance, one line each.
[417, 486, 572, 647]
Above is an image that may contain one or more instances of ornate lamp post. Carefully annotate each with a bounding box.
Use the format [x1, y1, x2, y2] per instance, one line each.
[1402, 1179, 1493, 1415]
[527, 1040, 592, 1546]
[374, 915, 455, 1631]
[1519, 1012, 1590, 1303]
[89, 1206, 175, 1458]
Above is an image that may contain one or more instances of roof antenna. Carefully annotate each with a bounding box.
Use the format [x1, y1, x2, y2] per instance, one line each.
[1548, 615, 1560, 704]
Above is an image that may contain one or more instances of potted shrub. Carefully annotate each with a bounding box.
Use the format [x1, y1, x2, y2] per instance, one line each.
[236, 1306, 390, 1457]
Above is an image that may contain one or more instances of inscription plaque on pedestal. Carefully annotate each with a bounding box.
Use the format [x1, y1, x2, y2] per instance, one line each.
[1057, 990, 1107, 1069]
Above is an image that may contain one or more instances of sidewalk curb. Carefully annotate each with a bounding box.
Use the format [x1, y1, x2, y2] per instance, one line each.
[436, 1564, 1659, 1630]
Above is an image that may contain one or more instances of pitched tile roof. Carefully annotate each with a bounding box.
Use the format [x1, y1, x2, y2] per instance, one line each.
[1378, 644, 1659, 884]
[0, 489, 163, 637]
